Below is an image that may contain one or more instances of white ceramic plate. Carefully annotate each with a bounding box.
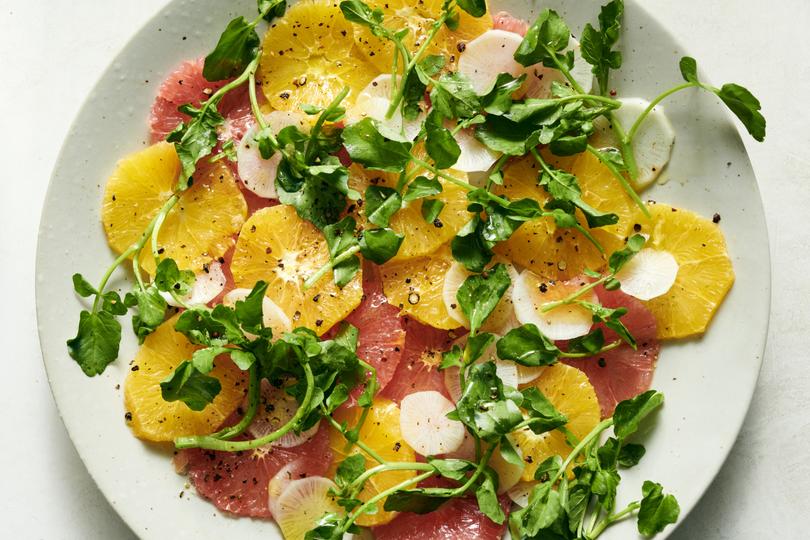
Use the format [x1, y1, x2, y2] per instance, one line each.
[36, 0, 770, 538]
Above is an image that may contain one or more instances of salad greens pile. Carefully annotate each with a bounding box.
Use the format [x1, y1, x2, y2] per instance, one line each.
[66, 0, 766, 538]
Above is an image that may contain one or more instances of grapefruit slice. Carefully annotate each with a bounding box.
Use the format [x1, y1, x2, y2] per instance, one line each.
[373, 495, 510, 540]
[381, 317, 457, 404]
[562, 287, 659, 418]
[492, 11, 529, 36]
[180, 421, 332, 518]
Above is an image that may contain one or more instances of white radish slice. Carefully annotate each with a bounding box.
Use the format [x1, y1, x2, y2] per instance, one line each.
[593, 97, 676, 189]
[161, 261, 226, 307]
[614, 248, 679, 301]
[517, 365, 547, 385]
[523, 39, 594, 98]
[222, 288, 293, 336]
[274, 476, 341, 540]
[400, 391, 466, 456]
[349, 74, 422, 141]
[245, 379, 320, 448]
[458, 29, 527, 95]
[442, 261, 519, 332]
[507, 481, 537, 507]
[237, 111, 309, 199]
[512, 270, 596, 341]
[268, 459, 310, 518]
[489, 443, 525, 493]
[453, 127, 501, 173]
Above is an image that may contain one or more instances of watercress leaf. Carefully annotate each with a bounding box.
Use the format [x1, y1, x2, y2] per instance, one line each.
[539, 167, 619, 228]
[420, 198, 445, 224]
[613, 390, 664, 439]
[175, 307, 231, 347]
[359, 227, 404, 264]
[521, 387, 568, 434]
[235, 280, 268, 331]
[154, 258, 196, 296]
[67, 310, 122, 376]
[637, 481, 680, 535]
[401, 68, 428, 122]
[566, 328, 605, 354]
[364, 186, 402, 227]
[456, 362, 524, 441]
[258, 0, 286, 21]
[457, 0, 487, 18]
[679, 56, 699, 84]
[72, 273, 97, 297]
[496, 324, 561, 367]
[618, 442, 646, 467]
[383, 490, 451, 514]
[716, 83, 766, 142]
[499, 436, 524, 468]
[608, 234, 646, 274]
[522, 482, 564, 535]
[323, 216, 361, 287]
[465, 332, 496, 364]
[425, 111, 461, 169]
[475, 115, 535, 155]
[203, 16, 260, 81]
[191, 346, 230, 374]
[276, 157, 349, 230]
[169, 105, 225, 186]
[514, 9, 571, 68]
[126, 286, 168, 342]
[339, 0, 385, 30]
[101, 291, 128, 316]
[428, 457, 475, 481]
[476, 471, 505, 524]
[160, 360, 221, 411]
[325, 382, 350, 413]
[533, 455, 563, 482]
[549, 133, 588, 156]
[334, 454, 366, 489]
[342, 118, 414, 171]
[230, 349, 256, 370]
[580, 0, 624, 94]
[430, 72, 481, 120]
[456, 263, 511, 334]
[451, 216, 493, 273]
[482, 73, 527, 115]
[403, 176, 442, 201]
[333, 322, 359, 352]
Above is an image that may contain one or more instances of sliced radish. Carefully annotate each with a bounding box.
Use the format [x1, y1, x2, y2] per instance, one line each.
[245, 379, 320, 448]
[274, 476, 341, 540]
[222, 288, 292, 336]
[348, 74, 422, 141]
[507, 481, 536, 507]
[453, 126, 501, 173]
[614, 248, 679, 301]
[400, 390, 466, 456]
[161, 261, 226, 307]
[516, 364, 547, 385]
[267, 459, 311, 518]
[512, 271, 596, 341]
[237, 111, 309, 199]
[458, 29, 527, 95]
[442, 261, 518, 333]
[593, 97, 676, 189]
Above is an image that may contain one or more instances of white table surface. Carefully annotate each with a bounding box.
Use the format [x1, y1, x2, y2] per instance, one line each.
[1, 0, 808, 538]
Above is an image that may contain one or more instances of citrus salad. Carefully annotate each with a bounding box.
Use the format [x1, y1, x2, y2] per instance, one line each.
[66, 0, 765, 538]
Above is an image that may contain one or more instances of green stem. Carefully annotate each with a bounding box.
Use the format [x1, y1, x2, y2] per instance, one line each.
[540, 275, 608, 313]
[306, 86, 350, 163]
[550, 418, 614, 486]
[174, 363, 315, 450]
[343, 360, 379, 454]
[546, 47, 586, 95]
[208, 363, 260, 441]
[409, 157, 513, 208]
[91, 247, 139, 312]
[248, 71, 270, 132]
[626, 82, 698, 141]
[560, 340, 622, 358]
[303, 245, 361, 290]
[348, 462, 435, 494]
[586, 145, 648, 217]
[587, 501, 641, 539]
[324, 414, 387, 465]
[606, 112, 640, 181]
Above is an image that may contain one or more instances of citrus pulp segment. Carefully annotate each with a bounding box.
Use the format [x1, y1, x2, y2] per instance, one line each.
[328, 398, 417, 526]
[124, 314, 246, 442]
[257, 0, 379, 111]
[229, 205, 363, 334]
[510, 363, 600, 481]
[633, 202, 735, 339]
[101, 142, 247, 275]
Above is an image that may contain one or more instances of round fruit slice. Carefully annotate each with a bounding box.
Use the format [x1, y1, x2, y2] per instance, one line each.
[351, 0, 492, 74]
[267, 457, 324, 517]
[400, 390, 466, 455]
[373, 495, 510, 540]
[633, 202, 734, 339]
[180, 421, 332, 518]
[380, 246, 460, 329]
[102, 142, 247, 275]
[492, 10, 529, 36]
[230, 205, 363, 334]
[512, 271, 597, 341]
[509, 363, 600, 481]
[381, 317, 456, 404]
[338, 263, 406, 399]
[349, 165, 470, 261]
[329, 398, 416, 526]
[563, 287, 659, 417]
[257, 0, 378, 111]
[275, 477, 342, 540]
[124, 314, 246, 442]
